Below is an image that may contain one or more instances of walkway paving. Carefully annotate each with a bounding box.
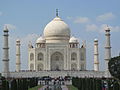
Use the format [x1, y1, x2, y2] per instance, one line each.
[61, 85, 68, 90]
[39, 85, 68, 90]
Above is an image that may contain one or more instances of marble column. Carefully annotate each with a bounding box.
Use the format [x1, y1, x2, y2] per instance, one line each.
[104, 26, 111, 71]
[94, 39, 99, 71]
[16, 39, 21, 72]
[2, 26, 9, 77]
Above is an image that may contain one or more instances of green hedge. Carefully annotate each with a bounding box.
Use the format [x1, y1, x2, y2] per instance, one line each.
[0, 77, 38, 90]
[72, 77, 120, 90]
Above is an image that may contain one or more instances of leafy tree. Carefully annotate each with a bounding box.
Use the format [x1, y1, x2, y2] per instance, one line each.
[108, 56, 120, 80]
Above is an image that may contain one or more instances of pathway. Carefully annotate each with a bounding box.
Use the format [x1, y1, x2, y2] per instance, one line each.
[38, 85, 47, 90]
[39, 85, 68, 90]
[61, 85, 68, 90]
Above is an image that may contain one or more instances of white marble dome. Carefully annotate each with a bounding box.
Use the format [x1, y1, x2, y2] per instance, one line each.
[36, 36, 45, 43]
[69, 36, 79, 43]
[43, 16, 71, 43]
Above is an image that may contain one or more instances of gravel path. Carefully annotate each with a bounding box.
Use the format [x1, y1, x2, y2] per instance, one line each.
[61, 85, 68, 90]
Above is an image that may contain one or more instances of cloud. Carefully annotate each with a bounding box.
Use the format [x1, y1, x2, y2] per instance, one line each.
[4, 24, 16, 30]
[98, 24, 120, 33]
[0, 12, 2, 16]
[86, 24, 120, 33]
[67, 16, 73, 20]
[67, 16, 90, 24]
[109, 26, 120, 32]
[21, 33, 39, 45]
[96, 12, 115, 21]
[86, 24, 98, 31]
[74, 17, 90, 23]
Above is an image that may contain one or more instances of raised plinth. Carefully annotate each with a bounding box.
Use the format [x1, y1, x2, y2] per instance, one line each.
[8, 70, 111, 78]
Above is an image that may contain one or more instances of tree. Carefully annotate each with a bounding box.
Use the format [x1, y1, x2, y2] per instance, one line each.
[108, 56, 120, 80]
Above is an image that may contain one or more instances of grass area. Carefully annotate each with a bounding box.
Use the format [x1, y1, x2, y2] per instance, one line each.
[28, 85, 43, 90]
[67, 85, 78, 90]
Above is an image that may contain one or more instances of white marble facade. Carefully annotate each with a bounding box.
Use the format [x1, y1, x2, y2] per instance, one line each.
[2, 11, 112, 78]
[28, 16, 86, 71]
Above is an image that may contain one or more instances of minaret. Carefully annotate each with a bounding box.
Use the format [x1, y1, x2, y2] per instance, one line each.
[104, 26, 111, 71]
[2, 26, 9, 77]
[16, 39, 21, 72]
[94, 39, 99, 71]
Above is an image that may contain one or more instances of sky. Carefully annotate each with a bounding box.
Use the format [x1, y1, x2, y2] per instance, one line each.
[0, 0, 120, 72]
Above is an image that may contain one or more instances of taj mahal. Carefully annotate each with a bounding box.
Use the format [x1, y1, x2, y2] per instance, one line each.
[28, 13, 86, 71]
[2, 10, 112, 78]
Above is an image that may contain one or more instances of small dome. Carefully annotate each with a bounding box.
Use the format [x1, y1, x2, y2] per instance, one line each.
[16, 39, 20, 42]
[36, 36, 45, 43]
[94, 38, 98, 41]
[69, 36, 79, 43]
[105, 26, 110, 31]
[43, 16, 70, 43]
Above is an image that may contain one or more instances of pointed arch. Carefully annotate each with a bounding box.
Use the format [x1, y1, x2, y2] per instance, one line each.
[30, 53, 34, 61]
[81, 64, 85, 70]
[71, 63, 77, 70]
[38, 53, 44, 60]
[81, 52, 84, 60]
[71, 52, 77, 60]
[30, 63, 34, 70]
[51, 52, 64, 71]
[37, 63, 43, 71]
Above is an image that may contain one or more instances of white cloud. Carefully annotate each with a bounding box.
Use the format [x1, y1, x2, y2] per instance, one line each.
[108, 25, 120, 32]
[21, 33, 39, 45]
[86, 24, 98, 31]
[67, 16, 73, 20]
[86, 24, 120, 33]
[97, 12, 115, 21]
[74, 17, 90, 23]
[98, 24, 120, 33]
[0, 12, 2, 16]
[4, 24, 16, 30]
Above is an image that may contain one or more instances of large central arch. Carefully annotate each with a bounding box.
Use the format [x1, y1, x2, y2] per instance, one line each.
[51, 52, 64, 71]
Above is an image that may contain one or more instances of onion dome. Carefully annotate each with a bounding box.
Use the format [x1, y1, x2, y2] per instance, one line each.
[69, 36, 79, 43]
[94, 38, 98, 42]
[36, 36, 45, 43]
[43, 16, 71, 43]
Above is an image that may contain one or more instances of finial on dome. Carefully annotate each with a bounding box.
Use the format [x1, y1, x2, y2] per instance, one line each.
[56, 9, 58, 17]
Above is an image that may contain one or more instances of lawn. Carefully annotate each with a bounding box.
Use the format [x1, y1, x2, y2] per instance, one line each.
[67, 85, 78, 90]
[28, 85, 42, 90]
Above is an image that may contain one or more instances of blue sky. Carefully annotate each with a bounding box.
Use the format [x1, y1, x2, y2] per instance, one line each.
[0, 0, 120, 72]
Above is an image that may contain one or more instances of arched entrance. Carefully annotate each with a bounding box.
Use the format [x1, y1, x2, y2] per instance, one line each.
[51, 52, 64, 71]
